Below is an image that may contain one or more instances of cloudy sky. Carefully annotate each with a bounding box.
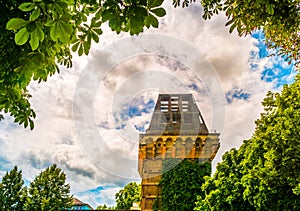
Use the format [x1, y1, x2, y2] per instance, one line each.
[0, 2, 297, 209]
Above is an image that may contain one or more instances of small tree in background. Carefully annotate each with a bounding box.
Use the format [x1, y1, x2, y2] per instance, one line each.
[96, 204, 116, 210]
[25, 164, 73, 211]
[115, 182, 141, 210]
[0, 183, 3, 208]
[0, 166, 27, 210]
[0, 164, 72, 210]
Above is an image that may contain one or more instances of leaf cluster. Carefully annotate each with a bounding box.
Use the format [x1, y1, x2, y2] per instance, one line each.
[172, 0, 196, 8]
[2, 0, 166, 128]
[0, 166, 27, 210]
[96, 204, 116, 210]
[2, 0, 299, 129]
[115, 182, 141, 210]
[195, 75, 300, 210]
[201, 0, 300, 67]
[71, 0, 166, 55]
[159, 159, 211, 211]
[0, 164, 73, 211]
[0, 0, 39, 130]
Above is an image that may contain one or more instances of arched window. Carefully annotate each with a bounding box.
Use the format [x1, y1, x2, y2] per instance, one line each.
[185, 137, 193, 154]
[155, 138, 163, 158]
[165, 138, 173, 158]
[175, 137, 184, 157]
[195, 137, 202, 148]
[195, 137, 202, 157]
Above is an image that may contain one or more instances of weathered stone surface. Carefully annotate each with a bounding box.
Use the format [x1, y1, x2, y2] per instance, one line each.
[138, 94, 220, 211]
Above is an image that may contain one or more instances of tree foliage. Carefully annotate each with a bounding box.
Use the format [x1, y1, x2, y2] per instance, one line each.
[25, 164, 73, 210]
[0, 164, 72, 211]
[96, 204, 116, 210]
[0, 166, 27, 211]
[1, 0, 299, 129]
[1, 0, 166, 129]
[0, 0, 37, 129]
[195, 75, 300, 210]
[201, 0, 300, 66]
[115, 182, 141, 210]
[158, 159, 211, 211]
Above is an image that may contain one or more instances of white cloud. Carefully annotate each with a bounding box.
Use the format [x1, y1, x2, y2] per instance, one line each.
[0, 2, 294, 208]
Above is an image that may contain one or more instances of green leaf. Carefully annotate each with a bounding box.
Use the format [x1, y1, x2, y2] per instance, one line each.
[78, 44, 83, 56]
[101, 10, 113, 22]
[61, 13, 72, 22]
[57, 1, 68, 9]
[30, 8, 41, 21]
[266, 4, 274, 15]
[45, 20, 55, 27]
[108, 15, 122, 33]
[148, 14, 159, 28]
[129, 18, 144, 35]
[60, 21, 73, 35]
[32, 110, 36, 118]
[95, 8, 102, 19]
[24, 119, 28, 128]
[71, 41, 80, 52]
[225, 18, 234, 26]
[54, 2, 63, 15]
[91, 32, 99, 43]
[26, 21, 36, 32]
[30, 29, 40, 50]
[50, 23, 59, 41]
[29, 119, 34, 130]
[92, 21, 102, 28]
[35, 23, 44, 42]
[91, 19, 102, 28]
[148, 0, 164, 9]
[144, 16, 151, 28]
[83, 41, 90, 55]
[19, 2, 35, 12]
[50, 21, 73, 43]
[6, 18, 28, 30]
[93, 28, 103, 35]
[15, 28, 30, 45]
[229, 22, 237, 33]
[150, 8, 166, 17]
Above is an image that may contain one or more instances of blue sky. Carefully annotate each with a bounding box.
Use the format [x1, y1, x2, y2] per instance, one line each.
[224, 30, 296, 104]
[0, 3, 297, 209]
[251, 31, 296, 86]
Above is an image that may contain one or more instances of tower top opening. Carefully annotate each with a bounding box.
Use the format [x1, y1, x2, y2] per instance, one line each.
[146, 94, 208, 135]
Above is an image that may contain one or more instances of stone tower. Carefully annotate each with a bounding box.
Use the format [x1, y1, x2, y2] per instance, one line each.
[138, 94, 220, 211]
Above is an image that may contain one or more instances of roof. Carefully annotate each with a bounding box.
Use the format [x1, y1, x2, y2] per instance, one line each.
[73, 198, 85, 205]
[72, 198, 94, 210]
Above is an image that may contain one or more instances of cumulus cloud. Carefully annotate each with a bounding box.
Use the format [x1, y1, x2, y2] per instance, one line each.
[0, 2, 295, 208]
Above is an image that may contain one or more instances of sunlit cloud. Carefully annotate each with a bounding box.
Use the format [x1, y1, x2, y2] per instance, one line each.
[0, 3, 296, 208]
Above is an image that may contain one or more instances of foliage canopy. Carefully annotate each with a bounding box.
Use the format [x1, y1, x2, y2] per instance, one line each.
[0, 164, 72, 211]
[201, 0, 300, 66]
[115, 182, 141, 210]
[195, 75, 300, 210]
[1, 0, 299, 128]
[0, 166, 27, 211]
[25, 164, 73, 210]
[158, 159, 211, 211]
[1, 0, 166, 129]
[96, 204, 116, 210]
